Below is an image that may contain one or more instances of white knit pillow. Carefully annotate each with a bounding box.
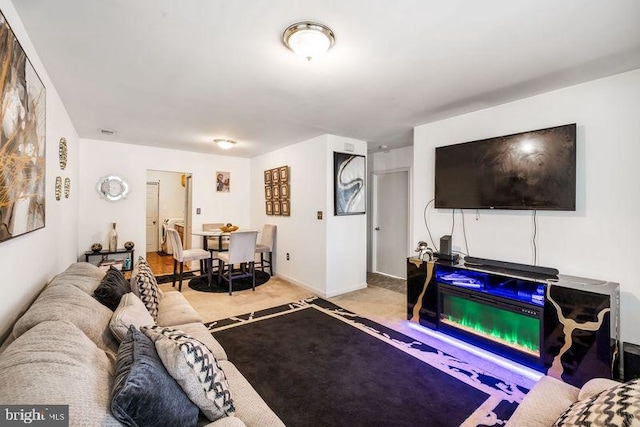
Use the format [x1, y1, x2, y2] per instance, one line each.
[109, 293, 155, 342]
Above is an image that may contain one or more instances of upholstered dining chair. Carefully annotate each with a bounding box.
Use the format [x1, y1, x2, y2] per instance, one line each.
[202, 222, 228, 253]
[217, 230, 258, 295]
[166, 228, 212, 291]
[255, 224, 276, 276]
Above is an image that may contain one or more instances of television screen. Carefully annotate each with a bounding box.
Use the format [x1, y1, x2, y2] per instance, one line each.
[435, 124, 576, 210]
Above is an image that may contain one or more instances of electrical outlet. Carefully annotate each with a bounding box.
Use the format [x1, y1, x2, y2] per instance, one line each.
[286, 253, 290, 260]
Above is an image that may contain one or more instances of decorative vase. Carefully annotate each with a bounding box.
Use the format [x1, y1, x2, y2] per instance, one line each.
[108, 223, 118, 252]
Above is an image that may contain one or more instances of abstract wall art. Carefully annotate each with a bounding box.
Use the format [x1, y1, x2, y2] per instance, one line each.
[0, 11, 46, 243]
[334, 152, 365, 216]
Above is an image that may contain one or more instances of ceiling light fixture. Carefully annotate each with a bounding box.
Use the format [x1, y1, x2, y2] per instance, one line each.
[283, 21, 335, 61]
[214, 139, 237, 150]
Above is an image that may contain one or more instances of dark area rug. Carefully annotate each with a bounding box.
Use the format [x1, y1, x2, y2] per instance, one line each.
[211, 299, 527, 427]
[155, 271, 196, 284]
[188, 270, 270, 293]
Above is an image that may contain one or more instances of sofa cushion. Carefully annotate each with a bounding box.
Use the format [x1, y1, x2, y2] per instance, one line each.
[578, 377, 622, 401]
[109, 293, 155, 342]
[554, 378, 640, 426]
[505, 376, 579, 427]
[94, 266, 132, 311]
[142, 325, 235, 422]
[46, 262, 106, 293]
[218, 360, 285, 427]
[111, 326, 200, 427]
[156, 291, 203, 326]
[0, 320, 120, 426]
[131, 257, 161, 320]
[13, 281, 119, 354]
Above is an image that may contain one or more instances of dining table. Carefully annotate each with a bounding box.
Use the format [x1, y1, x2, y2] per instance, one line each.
[191, 229, 230, 252]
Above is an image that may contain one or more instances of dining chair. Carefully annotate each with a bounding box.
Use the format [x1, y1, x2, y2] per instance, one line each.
[166, 228, 212, 291]
[217, 230, 258, 295]
[255, 224, 276, 276]
[203, 222, 228, 252]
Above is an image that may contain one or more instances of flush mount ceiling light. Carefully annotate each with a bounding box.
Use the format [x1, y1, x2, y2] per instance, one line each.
[214, 139, 237, 150]
[283, 21, 335, 61]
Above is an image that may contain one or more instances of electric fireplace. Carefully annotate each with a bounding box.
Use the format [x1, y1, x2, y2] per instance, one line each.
[434, 263, 546, 369]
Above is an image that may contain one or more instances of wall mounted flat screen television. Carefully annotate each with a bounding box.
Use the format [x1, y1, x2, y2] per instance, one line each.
[435, 124, 576, 210]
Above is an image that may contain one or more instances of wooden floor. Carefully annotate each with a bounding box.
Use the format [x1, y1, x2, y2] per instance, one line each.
[145, 251, 198, 276]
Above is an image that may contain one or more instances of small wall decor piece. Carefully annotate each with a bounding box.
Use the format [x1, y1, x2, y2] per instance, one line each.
[97, 175, 129, 201]
[264, 169, 272, 185]
[280, 183, 289, 199]
[334, 152, 366, 215]
[281, 199, 290, 216]
[216, 171, 230, 192]
[265, 186, 272, 200]
[64, 177, 71, 199]
[279, 166, 289, 181]
[55, 177, 62, 201]
[0, 11, 46, 243]
[59, 137, 68, 170]
[273, 200, 281, 215]
[272, 184, 280, 199]
[265, 201, 273, 215]
[271, 167, 280, 183]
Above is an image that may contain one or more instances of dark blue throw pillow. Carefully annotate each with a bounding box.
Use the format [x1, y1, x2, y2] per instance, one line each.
[111, 326, 199, 427]
[94, 266, 131, 311]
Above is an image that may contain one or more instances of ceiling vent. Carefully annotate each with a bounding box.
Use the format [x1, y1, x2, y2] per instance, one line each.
[99, 129, 116, 135]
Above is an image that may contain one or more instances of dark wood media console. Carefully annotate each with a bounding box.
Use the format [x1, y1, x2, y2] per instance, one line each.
[407, 257, 620, 388]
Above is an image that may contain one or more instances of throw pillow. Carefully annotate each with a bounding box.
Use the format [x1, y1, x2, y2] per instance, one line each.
[93, 266, 131, 311]
[554, 378, 640, 426]
[109, 293, 155, 342]
[130, 257, 160, 320]
[142, 325, 235, 421]
[111, 326, 199, 427]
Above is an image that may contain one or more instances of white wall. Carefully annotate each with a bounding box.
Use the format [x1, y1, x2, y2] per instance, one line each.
[250, 134, 368, 297]
[413, 69, 640, 344]
[78, 139, 251, 257]
[0, 1, 80, 343]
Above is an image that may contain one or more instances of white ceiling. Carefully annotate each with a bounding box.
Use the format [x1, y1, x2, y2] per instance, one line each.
[12, 0, 640, 157]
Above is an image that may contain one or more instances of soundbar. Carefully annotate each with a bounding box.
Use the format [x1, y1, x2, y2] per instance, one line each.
[463, 256, 559, 277]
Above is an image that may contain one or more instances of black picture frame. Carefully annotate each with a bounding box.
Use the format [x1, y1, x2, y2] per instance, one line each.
[334, 152, 366, 216]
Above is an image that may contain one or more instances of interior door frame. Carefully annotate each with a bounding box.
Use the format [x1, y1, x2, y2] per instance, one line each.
[370, 167, 412, 277]
[145, 181, 160, 252]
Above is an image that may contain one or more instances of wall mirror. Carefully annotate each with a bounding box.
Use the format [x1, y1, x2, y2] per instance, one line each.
[97, 175, 129, 201]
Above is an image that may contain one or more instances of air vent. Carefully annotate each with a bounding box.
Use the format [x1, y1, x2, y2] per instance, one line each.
[99, 129, 116, 135]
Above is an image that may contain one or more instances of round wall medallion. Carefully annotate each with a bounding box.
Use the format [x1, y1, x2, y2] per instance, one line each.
[59, 137, 68, 170]
[96, 175, 129, 201]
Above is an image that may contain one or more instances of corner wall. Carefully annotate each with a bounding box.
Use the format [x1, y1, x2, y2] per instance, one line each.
[413, 69, 640, 344]
[0, 1, 80, 343]
[250, 134, 367, 297]
[78, 139, 251, 257]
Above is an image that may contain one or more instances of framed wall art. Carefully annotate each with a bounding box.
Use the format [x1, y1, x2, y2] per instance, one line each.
[264, 169, 272, 185]
[280, 183, 289, 199]
[272, 184, 280, 199]
[265, 186, 272, 200]
[334, 152, 366, 216]
[59, 137, 67, 170]
[265, 201, 273, 215]
[0, 11, 46, 243]
[281, 199, 290, 216]
[216, 171, 230, 192]
[271, 167, 280, 183]
[273, 200, 281, 215]
[279, 166, 288, 182]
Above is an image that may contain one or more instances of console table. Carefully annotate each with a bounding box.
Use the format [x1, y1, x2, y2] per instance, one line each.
[85, 248, 135, 272]
[407, 257, 620, 388]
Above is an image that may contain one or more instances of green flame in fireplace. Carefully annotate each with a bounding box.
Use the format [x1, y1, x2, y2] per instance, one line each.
[442, 294, 540, 355]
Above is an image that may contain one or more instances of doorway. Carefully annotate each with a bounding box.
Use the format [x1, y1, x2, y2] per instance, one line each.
[146, 182, 159, 252]
[372, 169, 409, 279]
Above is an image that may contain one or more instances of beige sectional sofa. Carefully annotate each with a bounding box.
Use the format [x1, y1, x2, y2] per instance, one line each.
[0, 262, 284, 427]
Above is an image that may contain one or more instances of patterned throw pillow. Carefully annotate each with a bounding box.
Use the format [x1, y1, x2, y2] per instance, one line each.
[93, 266, 131, 311]
[111, 326, 200, 427]
[130, 257, 160, 320]
[142, 325, 235, 421]
[554, 379, 640, 426]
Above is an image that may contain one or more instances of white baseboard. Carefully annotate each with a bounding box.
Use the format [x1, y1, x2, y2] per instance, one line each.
[274, 274, 367, 299]
[325, 283, 368, 298]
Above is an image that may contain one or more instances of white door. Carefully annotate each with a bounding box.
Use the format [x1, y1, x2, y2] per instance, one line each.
[373, 171, 409, 279]
[146, 182, 159, 252]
